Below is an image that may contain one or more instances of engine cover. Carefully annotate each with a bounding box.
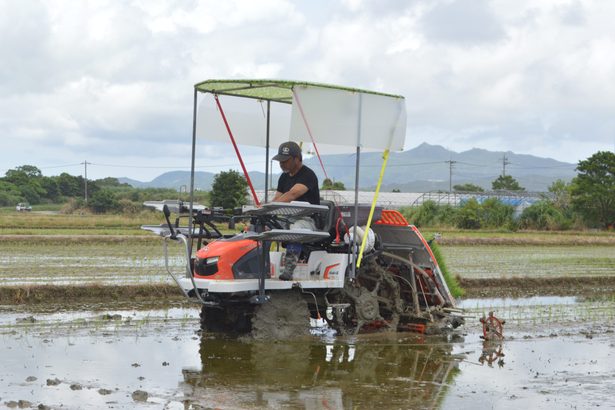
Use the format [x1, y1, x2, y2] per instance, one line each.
[194, 239, 257, 280]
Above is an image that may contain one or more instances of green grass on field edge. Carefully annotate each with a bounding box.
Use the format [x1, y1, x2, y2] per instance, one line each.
[430, 241, 464, 298]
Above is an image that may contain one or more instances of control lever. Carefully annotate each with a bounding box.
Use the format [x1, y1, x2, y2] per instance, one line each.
[162, 204, 177, 239]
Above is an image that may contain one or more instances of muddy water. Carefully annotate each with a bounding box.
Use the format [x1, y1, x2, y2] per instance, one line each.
[1, 297, 614, 410]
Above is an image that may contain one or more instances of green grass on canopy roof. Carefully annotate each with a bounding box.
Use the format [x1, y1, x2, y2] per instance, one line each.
[194, 79, 404, 103]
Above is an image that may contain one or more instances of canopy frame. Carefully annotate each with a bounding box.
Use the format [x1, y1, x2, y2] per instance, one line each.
[195, 79, 403, 103]
[188, 79, 406, 280]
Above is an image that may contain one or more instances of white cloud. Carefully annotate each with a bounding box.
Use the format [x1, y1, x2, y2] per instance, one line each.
[420, 0, 505, 45]
[1, 0, 614, 180]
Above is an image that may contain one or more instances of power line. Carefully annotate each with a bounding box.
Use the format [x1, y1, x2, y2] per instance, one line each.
[455, 161, 490, 167]
[0, 163, 82, 173]
[508, 163, 576, 169]
[89, 161, 262, 169]
[91, 162, 191, 169]
[383, 161, 447, 167]
[39, 163, 83, 169]
[0, 158, 578, 181]
[317, 161, 446, 168]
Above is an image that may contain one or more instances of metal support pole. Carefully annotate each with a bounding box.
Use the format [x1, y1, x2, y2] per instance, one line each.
[350, 146, 361, 279]
[350, 93, 363, 279]
[188, 88, 198, 260]
[270, 159, 274, 190]
[254, 240, 270, 304]
[265, 100, 271, 203]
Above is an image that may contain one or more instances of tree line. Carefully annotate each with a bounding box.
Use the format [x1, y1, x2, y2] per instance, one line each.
[402, 151, 615, 230]
[452, 174, 525, 193]
[0, 165, 207, 214]
[2, 151, 613, 228]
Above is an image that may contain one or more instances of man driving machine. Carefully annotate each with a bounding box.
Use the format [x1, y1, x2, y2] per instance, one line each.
[272, 141, 320, 205]
[271, 141, 320, 280]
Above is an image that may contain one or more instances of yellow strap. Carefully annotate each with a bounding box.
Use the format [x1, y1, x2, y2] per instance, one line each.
[356, 149, 390, 268]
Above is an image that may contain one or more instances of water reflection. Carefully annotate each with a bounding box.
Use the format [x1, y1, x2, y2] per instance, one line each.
[1, 303, 612, 409]
[478, 341, 505, 368]
[181, 334, 465, 409]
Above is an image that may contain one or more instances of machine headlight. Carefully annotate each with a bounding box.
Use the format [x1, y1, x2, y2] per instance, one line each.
[205, 256, 219, 265]
[195, 256, 219, 276]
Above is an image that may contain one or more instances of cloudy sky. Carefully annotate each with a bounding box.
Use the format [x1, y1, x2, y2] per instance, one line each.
[2, 0, 614, 181]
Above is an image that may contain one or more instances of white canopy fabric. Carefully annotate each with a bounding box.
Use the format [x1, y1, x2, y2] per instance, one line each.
[196, 83, 407, 152]
[290, 86, 407, 151]
[196, 95, 291, 148]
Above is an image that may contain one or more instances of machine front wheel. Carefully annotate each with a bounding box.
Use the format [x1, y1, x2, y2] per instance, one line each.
[200, 304, 253, 334]
[251, 290, 311, 340]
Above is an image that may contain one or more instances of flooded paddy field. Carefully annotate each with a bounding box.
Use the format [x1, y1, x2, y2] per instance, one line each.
[1, 234, 614, 408]
[441, 244, 615, 279]
[0, 238, 182, 286]
[1, 238, 614, 286]
[1, 294, 614, 410]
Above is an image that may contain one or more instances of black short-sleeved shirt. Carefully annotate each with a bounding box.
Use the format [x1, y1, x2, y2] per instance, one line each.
[276, 165, 320, 205]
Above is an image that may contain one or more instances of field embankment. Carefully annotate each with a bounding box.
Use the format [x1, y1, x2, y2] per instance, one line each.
[0, 283, 183, 305]
[0, 212, 164, 235]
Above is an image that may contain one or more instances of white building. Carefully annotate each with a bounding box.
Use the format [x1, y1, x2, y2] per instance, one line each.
[252, 190, 423, 209]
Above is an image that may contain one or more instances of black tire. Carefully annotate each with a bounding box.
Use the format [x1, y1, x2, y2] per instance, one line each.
[200, 305, 253, 334]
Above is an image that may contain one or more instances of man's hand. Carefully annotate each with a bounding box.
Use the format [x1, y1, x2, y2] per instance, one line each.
[272, 183, 308, 202]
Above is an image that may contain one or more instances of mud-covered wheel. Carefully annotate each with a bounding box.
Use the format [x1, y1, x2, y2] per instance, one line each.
[327, 259, 402, 335]
[330, 304, 360, 336]
[200, 305, 253, 334]
[251, 290, 311, 340]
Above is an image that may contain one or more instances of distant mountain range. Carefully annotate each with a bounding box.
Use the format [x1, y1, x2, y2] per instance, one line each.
[118, 143, 577, 192]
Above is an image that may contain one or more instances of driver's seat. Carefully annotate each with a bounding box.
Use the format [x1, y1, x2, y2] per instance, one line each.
[314, 199, 338, 233]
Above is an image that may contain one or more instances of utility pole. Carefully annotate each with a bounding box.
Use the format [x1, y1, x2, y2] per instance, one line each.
[445, 160, 457, 193]
[81, 160, 90, 203]
[502, 155, 511, 176]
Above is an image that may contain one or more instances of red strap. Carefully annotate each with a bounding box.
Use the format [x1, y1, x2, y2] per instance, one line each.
[292, 89, 330, 181]
[214, 95, 260, 206]
[335, 216, 342, 243]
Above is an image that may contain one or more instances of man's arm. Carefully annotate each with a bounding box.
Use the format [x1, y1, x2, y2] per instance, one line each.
[273, 183, 308, 202]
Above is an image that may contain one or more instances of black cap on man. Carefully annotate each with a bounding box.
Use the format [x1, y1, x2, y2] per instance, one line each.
[272, 141, 302, 162]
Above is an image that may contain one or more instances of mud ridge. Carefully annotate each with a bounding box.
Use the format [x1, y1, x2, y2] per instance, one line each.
[0, 284, 184, 304]
[2, 276, 615, 305]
